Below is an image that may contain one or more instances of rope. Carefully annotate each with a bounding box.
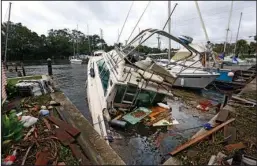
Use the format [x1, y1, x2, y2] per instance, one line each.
[127, 1, 151, 43]
[117, 1, 134, 43]
[162, 3, 178, 30]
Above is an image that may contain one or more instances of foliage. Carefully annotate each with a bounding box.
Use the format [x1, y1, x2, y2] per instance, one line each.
[212, 39, 256, 58]
[6, 82, 18, 99]
[1, 22, 110, 61]
[2, 21, 256, 61]
[2, 110, 24, 145]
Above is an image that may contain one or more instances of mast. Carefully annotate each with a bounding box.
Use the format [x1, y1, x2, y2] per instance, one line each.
[195, 1, 209, 42]
[168, 1, 171, 61]
[87, 24, 91, 54]
[76, 24, 79, 55]
[234, 12, 243, 56]
[4, 2, 12, 63]
[224, 1, 234, 53]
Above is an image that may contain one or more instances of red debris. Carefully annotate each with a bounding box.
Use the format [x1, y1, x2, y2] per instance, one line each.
[225, 142, 246, 152]
[43, 118, 51, 130]
[35, 147, 51, 165]
[48, 116, 80, 137]
[68, 144, 90, 165]
[54, 128, 75, 146]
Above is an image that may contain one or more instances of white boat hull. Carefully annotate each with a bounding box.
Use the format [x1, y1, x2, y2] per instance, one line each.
[173, 74, 219, 89]
[70, 59, 82, 64]
[86, 56, 109, 144]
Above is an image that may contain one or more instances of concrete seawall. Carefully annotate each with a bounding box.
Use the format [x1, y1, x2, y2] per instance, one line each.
[51, 92, 125, 165]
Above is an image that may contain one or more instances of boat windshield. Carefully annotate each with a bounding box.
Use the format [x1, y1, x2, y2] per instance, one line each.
[96, 58, 110, 96]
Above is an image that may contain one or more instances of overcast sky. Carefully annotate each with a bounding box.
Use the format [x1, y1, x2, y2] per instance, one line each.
[1, 1, 256, 48]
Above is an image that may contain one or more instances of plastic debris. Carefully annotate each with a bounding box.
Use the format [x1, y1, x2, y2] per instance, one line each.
[3, 149, 17, 165]
[39, 109, 50, 116]
[157, 103, 170, 109]
[203, 123, 213, 130]
[20, 116, 38, 128]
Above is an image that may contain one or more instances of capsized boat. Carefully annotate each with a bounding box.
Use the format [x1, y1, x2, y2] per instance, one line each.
[86, 29, 179, 140]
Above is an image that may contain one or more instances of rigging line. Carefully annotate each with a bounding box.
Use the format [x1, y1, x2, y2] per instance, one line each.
[162, 3, 178, 30]
[171, 11, 255, 28]
[172, 6, 255, 25]
[127, 1, 151, 43]
[117, 1, 134, 43]
[3, 5, 9, 23]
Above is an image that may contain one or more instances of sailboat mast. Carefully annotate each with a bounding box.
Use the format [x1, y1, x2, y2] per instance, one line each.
[87, 24, 91, 55]
[224, 1, 234, 53]
[234, 12, 243, 55]
[4, 2, 12, 63]
[76, 24, 79, 55]
[195, 1, 209, 42]
[168, 1, 171, 61]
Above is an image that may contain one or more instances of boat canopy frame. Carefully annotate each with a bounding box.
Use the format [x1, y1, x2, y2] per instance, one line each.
[116, 28, 212, 77]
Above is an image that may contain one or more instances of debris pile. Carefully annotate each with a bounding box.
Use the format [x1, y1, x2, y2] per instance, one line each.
[2, 94, 90, 165]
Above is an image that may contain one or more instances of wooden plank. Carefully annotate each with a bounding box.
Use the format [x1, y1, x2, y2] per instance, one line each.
[54, 128, 75, 146]
[48, 116, 80, 137]
[232, 96, 256, 106]
[216, 109, 229, 123]
[69, 143, 91, 165]
[225, 142, 246, 152]
[43, 118, 51, 130]
[224, 126, 236, 144]
[170, 118, 235, 156]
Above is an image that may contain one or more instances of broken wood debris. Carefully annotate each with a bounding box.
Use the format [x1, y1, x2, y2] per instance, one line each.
[170, 118, 235, 156]
[225, 142, 246, 152]
[54, 128, 75, 146]
[48, 116, 80, 137]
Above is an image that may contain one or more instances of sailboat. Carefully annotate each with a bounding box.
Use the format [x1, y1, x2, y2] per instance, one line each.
[70, 25, 89, 64]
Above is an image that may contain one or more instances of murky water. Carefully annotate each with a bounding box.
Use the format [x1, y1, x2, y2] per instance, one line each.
[6, 64, 223, 165]
[7, 64, 91, 121]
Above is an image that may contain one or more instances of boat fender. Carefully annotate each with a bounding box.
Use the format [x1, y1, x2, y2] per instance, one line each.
[228, 72, 234, 77]
[90, 68, 95, 78]
[181, 78, 184, 87]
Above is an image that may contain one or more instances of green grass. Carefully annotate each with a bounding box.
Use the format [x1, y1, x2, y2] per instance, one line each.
[7, 75, 42, 85]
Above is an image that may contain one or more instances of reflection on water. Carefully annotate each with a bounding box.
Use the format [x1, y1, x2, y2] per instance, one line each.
[7, 64, 91, 122]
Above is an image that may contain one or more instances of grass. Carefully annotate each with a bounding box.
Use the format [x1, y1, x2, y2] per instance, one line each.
[7, 75, 42, 85]
[173, 88, 257, 165]
[59, 143, 80, 165]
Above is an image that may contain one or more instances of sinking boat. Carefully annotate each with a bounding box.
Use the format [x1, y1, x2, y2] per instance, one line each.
[86, 29, 178, 139]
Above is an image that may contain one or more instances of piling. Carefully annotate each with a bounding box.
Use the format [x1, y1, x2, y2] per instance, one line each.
[47, 58, 53, 76]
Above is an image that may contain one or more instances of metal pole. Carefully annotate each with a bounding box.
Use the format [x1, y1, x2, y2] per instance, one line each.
[224, 1, 234, 53]
[162, 3, 178, 30]
[195, 1, 209, 42]
[168, 1, 171, 61]
[47, 58, 53, 76]
[76, 24, 79, 55]
[234, 12, 243, 55]
[4, 2, 12, 63]
[87, 24, 91, 54]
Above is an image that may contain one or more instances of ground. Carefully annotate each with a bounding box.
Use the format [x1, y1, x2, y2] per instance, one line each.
[2, 94, 80, 165]
[173, 79, 257, 165]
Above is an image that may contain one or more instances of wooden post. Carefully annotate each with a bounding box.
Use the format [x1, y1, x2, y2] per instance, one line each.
[47, 58, 52, 76]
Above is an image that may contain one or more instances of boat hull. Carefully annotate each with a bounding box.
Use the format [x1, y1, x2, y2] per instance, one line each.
[70, 60, 82, 64]
[173, 74, 219, 89]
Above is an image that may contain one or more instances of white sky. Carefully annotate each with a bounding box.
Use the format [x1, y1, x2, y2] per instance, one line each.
[1, 1, 256, 48]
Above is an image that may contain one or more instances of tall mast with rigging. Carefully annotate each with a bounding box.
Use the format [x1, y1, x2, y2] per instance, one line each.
[234, 12, 243, 56]
[4, 2, 12, 63]
[224, 1, 234, 53]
